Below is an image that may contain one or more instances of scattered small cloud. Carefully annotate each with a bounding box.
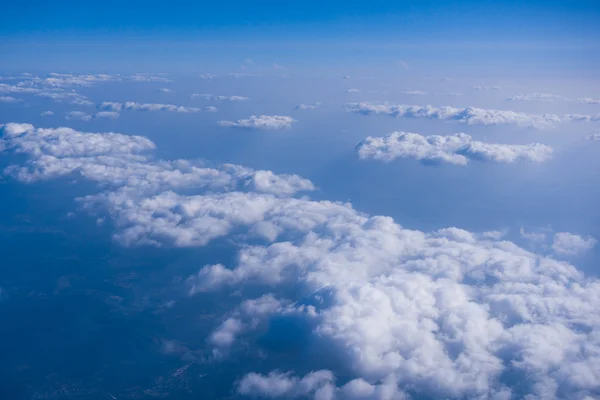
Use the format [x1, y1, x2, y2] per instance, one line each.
[587, 130, 600, 141]
[98, 101, 212, 113]
[191, 94, 249, 101]
[218, 115, 295, 130]
[0, 96, 22, 103]
[40, 111, 54, 116]
[552, 232, 597, 256]
[65, 111, 120, 121]
[472, 85, 502, 90]
[345, 88, 361, 93]
[295, 102, 322, 110]
[508, 93, 600, 104]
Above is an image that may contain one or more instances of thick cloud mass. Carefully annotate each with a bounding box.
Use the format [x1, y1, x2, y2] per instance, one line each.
[218, 115, 296, 130]
[2, 122, 600, 400]
[356, 131, 553, 165]
[345, 102, 600, 128]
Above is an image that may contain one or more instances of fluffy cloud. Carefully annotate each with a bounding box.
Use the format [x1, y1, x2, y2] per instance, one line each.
[2, 122, 600, 400]
[218, 115, 296, 130]
[237, 371, 336, 399]
[237, 371, 406, 400]
[552, 232, 597, 256]
[356, 131, 553, 165]
[191, 93, 250, 101]
[508, 93, 600, 104]
[345, 102, 600, 129]
[98, 101, 213, 113]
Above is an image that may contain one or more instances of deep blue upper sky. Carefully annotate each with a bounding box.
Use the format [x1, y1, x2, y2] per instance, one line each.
[2, 0, 599, 41]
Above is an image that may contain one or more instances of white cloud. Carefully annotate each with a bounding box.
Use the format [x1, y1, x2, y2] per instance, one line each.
[238, 370, 336, 399]
[191, 93, 250, 101]
[41, 111, 54, 116]
[345, 89, 361, 93]
[356, 132, 553, 165]
[587, 130, 600, 141]
[98, 101, 211, 113]
[3, 121, 600, 400]
[508, 93, 600, 104]
[295, 102, 322, 110]
[218, 115, 296, 130]
[520, 227, 547, 243]
[0, 96, 22, 103]
[199, 73, 218, 79]
[552, 232, 597, 256]
[65, 111, 93, 121]
[473, 85, 502, 90]
[403, 90, 428, 95]
[229, 73, 263, 78]
[238, 371, 406, 400]
[158, 88, 172, 93]
[65, 111, 120, 121]
[345, 102, 600, 129]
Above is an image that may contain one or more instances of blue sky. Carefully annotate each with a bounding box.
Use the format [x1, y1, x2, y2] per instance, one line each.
[2, 0, 599, 74]
[1, 2, 600, 399]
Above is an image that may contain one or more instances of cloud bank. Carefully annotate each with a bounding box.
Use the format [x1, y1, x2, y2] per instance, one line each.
[356, 131, 553, 165]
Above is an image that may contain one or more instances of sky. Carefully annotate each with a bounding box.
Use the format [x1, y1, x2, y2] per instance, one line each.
[1, 1, 600, 400]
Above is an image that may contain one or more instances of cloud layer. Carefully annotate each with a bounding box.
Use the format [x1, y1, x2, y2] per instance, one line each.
[2, 122, 599, 400]
[356, 131, 553, 165]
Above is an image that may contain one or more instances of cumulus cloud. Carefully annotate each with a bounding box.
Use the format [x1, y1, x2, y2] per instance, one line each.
[0, 96, 22, 103]
[345, 102, 600, 129]
[237, 370, 336, 399]
[237, 371, 406, 400]
[356, 131, 553, 165]
[218, 115, 296, 130]
[98, 101, 212, 113]
[552, 232, 597, 256]
[191, 93, 250, 101]
[3, 121, 600, 400]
